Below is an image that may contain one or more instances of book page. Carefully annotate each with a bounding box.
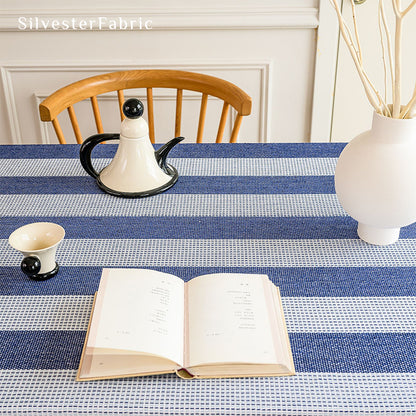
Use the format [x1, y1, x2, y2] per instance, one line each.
[268, 282, 295, 369]
[186, 273, 278, 367]
[88, 268, 185, 366]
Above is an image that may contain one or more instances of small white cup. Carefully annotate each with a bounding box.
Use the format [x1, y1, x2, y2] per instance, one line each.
[9, 222, 65, 281]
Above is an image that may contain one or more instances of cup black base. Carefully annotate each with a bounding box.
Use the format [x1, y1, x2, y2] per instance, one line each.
[29, 263, 59, 281]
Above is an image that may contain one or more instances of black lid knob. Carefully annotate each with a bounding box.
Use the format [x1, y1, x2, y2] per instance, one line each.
[122, 98, 144, 119]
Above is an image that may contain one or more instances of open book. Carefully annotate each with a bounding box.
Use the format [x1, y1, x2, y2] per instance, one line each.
[77, 268, 295, 380]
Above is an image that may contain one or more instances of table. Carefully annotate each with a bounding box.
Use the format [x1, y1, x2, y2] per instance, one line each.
[1, 143, 416, 415]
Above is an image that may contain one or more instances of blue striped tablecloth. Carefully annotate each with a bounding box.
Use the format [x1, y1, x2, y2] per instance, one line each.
[1, 143, 415, 415]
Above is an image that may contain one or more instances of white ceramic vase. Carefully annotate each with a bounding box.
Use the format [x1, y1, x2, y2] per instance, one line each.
[335, 111, 416, 245]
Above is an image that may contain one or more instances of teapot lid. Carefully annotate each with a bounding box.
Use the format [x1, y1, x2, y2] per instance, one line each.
[120, 98, 149, 139]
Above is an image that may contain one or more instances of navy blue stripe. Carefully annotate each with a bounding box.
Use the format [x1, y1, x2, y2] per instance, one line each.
[2, 266, 416, 297]
[0, 331, 414, 372]
[291, 333, 416, 373]
[2, 216, 362, 240]
[0, 176, 336, 194]
[0, 143, 346, 159]
[0, 331, 84, 369]
[4, 217, 416, 240]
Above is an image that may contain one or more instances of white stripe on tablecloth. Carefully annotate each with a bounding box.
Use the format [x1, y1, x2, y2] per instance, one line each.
[2, 238, 416, 267]
[1, 295, 416, 333]
[0, 194, 346, 217]
[283, 297, 416, 333]
[0, 370, 414, 414]
[0, 296, 93, 331]
[0, 158, 338, 177]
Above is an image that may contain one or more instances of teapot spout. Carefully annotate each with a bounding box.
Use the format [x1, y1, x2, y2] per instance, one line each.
[155, 137, 184, 171]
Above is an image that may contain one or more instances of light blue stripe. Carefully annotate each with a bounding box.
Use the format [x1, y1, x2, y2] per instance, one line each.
[0, 370, 415, 414]
[0, 194, 346, 217]
[0, 157, 338, 177]
[2, 295, 416, 333]
[3, 238, 416, 267]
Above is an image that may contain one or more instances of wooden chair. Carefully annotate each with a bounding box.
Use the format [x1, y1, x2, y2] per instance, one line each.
[39, 70, 252, 144]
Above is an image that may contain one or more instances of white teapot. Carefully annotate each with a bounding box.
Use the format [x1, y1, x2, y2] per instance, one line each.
[80, 98, 184, 197]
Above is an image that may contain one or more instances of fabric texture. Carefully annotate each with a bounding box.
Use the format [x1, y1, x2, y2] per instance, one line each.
[1, 143, 415, 415]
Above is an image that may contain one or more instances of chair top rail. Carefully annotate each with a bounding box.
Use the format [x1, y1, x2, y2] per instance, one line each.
[39, 69, 252, 121]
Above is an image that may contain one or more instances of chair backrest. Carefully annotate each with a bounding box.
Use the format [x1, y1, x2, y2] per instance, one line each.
[39, 70, 252, 144]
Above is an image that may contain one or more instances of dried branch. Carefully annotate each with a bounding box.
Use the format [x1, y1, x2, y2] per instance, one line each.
[378, 3, 390, 115]
[363, 71, 391, 116]
[392, 4, 402, 118]
[401, 83, 416, 118]
[392, 0, 402, 18]
[402, 0, 416, 16]
[407, 97, 416, 118]
[350, 0, 363, 63]
[401, 95, 416, 118]
[378, 8, 388, 107]
[379, 0, 395, 109]
[329, 0, 384, 113]
[330, 0, 416, 119]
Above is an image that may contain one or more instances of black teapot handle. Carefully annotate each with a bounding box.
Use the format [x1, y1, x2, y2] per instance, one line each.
[79, 134, 120, 179]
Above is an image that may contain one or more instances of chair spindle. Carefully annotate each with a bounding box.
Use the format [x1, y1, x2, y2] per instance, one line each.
[175, 89, 183, 137]
[90, 96, 104, 133]
[197, 93, 208, 143]
[216, 102, 230, 143]
[117, 90, 125, 121]
[146, 88, 155, 143]
[67, 106, 83, 144]
[51, 118, 66, 144]
[230, 114, 243, 143]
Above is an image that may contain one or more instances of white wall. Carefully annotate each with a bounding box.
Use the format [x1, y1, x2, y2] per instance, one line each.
[0, 0, 326, 144]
